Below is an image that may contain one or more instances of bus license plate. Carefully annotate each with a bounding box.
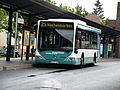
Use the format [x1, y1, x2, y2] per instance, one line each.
[51, 61, 58, 64]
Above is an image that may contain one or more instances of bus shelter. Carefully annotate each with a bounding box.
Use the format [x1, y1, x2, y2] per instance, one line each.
[0, 0, 120, 61]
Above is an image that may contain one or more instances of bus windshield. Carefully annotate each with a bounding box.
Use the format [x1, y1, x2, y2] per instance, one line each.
[38, 28, 74, 51]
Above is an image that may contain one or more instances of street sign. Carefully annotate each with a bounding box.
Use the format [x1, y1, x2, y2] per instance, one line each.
[23, 30, 30, 46]
[30, 33, 35, 46]
[18, 18, 24, 24]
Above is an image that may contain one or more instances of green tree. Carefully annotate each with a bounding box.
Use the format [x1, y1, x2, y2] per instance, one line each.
[44, 0, 56, 5]
[59, 4, 74, 13]
[0, 9, 16, 34]
[100, 18, 109, 25]
[45, 0, 88, 17]
[93, 0, 105, 19]
[60, 4, 88, 17]
[0, 8, 8, 32]
[74, 4, 88, 17]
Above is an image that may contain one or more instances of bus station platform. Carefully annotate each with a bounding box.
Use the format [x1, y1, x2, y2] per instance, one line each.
[0, 57, 34, 71]
[0, 57, 120, 71]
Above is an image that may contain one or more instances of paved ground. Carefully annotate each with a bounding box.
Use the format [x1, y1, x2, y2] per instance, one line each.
[0, 57, 34, 71]
[0, 57, 120, 71]
[0, 60, 120, 90]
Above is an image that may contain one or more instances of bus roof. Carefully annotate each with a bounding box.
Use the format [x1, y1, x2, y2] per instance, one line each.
[39, 19, 86, 25]
[77, 24, 101, 34]
[38, 19, 101, 34]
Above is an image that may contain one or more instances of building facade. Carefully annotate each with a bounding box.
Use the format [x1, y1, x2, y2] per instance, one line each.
[107, 2, 120, 58]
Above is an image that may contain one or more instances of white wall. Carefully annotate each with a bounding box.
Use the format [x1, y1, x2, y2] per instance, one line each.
[0, 31, 15, 47]
[0, 31, 7, 47]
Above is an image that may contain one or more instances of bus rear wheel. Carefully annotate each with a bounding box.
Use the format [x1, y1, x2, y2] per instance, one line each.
[91, 53, 96, 66]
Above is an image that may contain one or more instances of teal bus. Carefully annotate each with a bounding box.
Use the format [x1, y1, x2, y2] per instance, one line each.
[35, 19, 101, 66]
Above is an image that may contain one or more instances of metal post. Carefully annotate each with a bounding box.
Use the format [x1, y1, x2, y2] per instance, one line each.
[26, 17, 31, 61]
[14, 12, 18, 57]
[6, 10, 13, 61]
[26, 45, 30, 60]
[31, 46, 34, 60]
[102, 36, 105, 58]
[21, 30, 24, 60]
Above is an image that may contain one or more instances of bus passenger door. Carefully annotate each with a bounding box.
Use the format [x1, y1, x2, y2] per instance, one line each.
[76, 30, 82, 50]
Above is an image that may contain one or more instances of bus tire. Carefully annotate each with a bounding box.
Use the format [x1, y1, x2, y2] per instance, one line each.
[91, 53, 96, 66]
[80, 53, 84, 68]
[94, 53, 96, 63]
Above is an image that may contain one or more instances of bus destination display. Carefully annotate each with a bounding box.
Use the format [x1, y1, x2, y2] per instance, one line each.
[40, 21, 74, 29]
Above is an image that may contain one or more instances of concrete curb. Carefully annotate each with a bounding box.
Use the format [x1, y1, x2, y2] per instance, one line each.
[0, 64, 33, 71]
[0, 67, 3, 71]
[101, 59, 120, 62]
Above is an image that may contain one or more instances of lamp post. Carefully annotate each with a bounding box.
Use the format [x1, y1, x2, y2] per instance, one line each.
[14, 12, 24, 58]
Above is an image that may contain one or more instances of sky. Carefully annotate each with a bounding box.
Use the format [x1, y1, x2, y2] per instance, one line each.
[54, 0, 120, 20]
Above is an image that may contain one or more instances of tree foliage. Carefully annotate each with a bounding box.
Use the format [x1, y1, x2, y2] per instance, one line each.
[45, 0, 88, 17]
[45, 0, 56, 5]
[93, 0, 105, 19]
[60, 4, 88, 17]
[59, 4, 74, 13]
[0, 8, 8, 32]
[100, 18, 109, 25]
[74, 4, 88, 17]
[0, 9, 17, 33]
[0, 8, 24, 38]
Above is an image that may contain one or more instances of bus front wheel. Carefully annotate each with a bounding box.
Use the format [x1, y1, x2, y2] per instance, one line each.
[80, 53, 84, 68]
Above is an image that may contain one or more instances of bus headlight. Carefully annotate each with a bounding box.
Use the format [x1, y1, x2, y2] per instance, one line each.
[35, 55, 45, 59]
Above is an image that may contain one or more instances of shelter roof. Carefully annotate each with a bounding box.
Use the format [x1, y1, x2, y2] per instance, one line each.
[0, 0, 120, 37]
